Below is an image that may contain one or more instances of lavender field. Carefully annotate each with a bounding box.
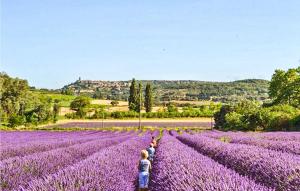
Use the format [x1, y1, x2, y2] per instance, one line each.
[48, 121, 212, 128]
[0, 130, 299, 191]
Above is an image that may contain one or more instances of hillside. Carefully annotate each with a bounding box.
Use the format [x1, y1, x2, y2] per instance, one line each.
[62, 79, 270, 103]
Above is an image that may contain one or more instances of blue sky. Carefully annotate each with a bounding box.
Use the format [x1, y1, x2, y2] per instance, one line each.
[1, 0, 299, 89]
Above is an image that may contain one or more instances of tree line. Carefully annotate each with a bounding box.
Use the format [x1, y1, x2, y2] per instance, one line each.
[214, 66, 300, 131]
[65, 78, 221, 120]
[4, 66, 298, 130]
[0, 73, 60, 127]
[63, 78, 269, 103]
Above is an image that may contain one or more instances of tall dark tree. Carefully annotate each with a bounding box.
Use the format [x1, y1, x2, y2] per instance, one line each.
[144, 83, 153, 112]
[136, 82, 143, 112]
[53, 100, 60, 123]
[128, 78, 138, 111]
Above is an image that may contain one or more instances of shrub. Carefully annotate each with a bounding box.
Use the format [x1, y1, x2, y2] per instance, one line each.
[225, 112, 247, 130]
[167, 103, 178, 113]
[110, 100, 119, 106]
[290, 115, 300, 131]
[91, 110, 110, 119]
[216, 101, 300, 131]
[214, 105, 233, 129]
[65, 113, 78, 119]
[8, 114, 25, 127]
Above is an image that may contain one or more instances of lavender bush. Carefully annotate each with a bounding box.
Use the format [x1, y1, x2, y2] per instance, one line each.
[203, 131, 300, 155]
[150, 132, 272, 191]
[178, 134, 300, 190]
[21, 134, 151, 191]
[0, 133, 136, 191]
[0, 131, 132, 160]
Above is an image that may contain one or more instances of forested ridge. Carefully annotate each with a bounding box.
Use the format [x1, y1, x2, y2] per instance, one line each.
[63, 79, 269, 103]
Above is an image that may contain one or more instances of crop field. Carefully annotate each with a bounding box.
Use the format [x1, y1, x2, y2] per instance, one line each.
[58, 99, 214, 116]
[0, 130, 299, 191]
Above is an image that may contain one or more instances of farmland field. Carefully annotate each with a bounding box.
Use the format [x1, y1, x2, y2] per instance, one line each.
[48, 121, 212, 128]
[1, 129, 299, 191]
[2, 1, 300, 190]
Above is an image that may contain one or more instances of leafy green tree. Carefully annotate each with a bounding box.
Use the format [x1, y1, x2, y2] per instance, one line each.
[224, 112, 246, 130]
[24, 96, 53, 126]
[8, 114, 25, 127]
[269, 69, 285, 100]
[0, 73, 29, 117]
[1, 73, 31, 127]
[128, 78, 138, 111]
[144, 83, 153, 112]
[214, 105, 233, 129]
[269, 67, 300, 107]
[167, 102, 178, 112]
[70, 96, 91, 118]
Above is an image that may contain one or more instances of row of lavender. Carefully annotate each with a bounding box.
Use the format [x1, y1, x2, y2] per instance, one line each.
[200, 130, 300, 155]
[200, 130, 300, 142]
[23, 133, 154, 191]
[150, 132, 272, 191]
[0, 131, 108, 147]
[176, 132, 300, 190]
[1, 134, 135, 190]
[0, 131, 134, 160]
[0, 130, 154, 191]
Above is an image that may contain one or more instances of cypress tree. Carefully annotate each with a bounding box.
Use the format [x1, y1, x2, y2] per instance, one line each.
[53, 103, 60, 123]
[128, 78, 138, 111]
[144, 83, 153, 112]
[137, 82, 143, 112]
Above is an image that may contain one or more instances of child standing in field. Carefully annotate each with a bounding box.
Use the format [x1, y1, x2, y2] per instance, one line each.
[138, 150, 152, 191]
[147, 143, 155, 163]
[151, 136, 157, 148]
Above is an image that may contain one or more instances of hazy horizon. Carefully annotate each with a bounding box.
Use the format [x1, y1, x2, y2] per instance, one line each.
[2, 72, 272, 90]
[1, 0, 300, 89]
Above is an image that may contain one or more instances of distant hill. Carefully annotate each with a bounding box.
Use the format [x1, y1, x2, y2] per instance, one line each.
[62, 79, 270, 103]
